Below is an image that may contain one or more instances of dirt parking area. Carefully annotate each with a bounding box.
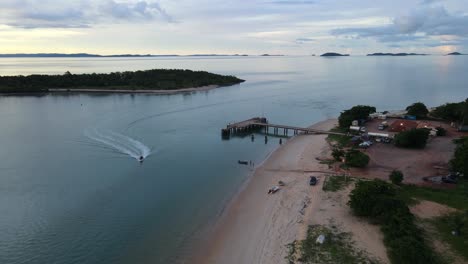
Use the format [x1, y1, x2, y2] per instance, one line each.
[350, 120, 467, 184]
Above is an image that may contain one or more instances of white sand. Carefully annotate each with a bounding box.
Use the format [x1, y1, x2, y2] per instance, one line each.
[195, 118, 389, 264]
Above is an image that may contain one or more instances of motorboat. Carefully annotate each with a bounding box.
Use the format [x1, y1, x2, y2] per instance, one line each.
[238, 160, 249, 165]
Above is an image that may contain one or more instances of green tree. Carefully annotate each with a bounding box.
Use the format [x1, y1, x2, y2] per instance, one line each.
[406, 102, 429, 119]
[332, 147, 345, 161]
[431, 101, 466, 122]
[338, 105, 376, 128]
[394, 128, 430, 149]
[389, 170, 404, 185]
[344, 149, 370, 168]
[450, 137, 468, 176]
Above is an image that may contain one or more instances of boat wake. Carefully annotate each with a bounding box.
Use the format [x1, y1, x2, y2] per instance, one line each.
[84, 129, 151, 161]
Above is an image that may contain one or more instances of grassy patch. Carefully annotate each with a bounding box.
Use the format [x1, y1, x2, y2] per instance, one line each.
[294, 225, 380, 264]
[431, 213, 468, 261]
[323, 175, 354, 192]
[400, 181, 468, 210]
[327, 127, 352, 147]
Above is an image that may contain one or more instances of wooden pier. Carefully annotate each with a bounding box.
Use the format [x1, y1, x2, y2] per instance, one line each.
[222, 117, 346, 139]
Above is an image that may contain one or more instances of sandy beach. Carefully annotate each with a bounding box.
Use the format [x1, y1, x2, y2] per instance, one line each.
[48, 85, 220, 95]
[193, 119, 389, 264]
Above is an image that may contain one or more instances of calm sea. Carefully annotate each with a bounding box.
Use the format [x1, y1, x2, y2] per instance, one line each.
[0, 56, 466, 263]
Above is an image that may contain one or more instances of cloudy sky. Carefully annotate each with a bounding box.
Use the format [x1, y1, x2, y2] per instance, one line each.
[0, 0, 467, 55]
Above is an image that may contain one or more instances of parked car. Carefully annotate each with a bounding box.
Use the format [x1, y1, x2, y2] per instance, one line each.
[442, 176, 457, 184]
[309, 176, 317, 186]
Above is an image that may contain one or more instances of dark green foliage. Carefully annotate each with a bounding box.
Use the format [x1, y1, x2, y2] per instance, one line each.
[394, 128, 430, 149]
[389, 170, 404, 185]
[344, 149, 370, 168]
[436, 127, 447, 136]
[450, 137, 468, 176]
[431, 101, 466, 122]
[338, 105, 376, 128]
[331, 147, 345, 161]
[349, 180, 441, 264]
[0, 69, 245, 93]
[464, 98, 468, 125]
[406, 102, 429, 119]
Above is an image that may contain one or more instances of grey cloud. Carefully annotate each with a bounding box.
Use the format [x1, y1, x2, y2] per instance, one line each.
[0, 0, 174, 29]
[101, 0, 174, 22]
[332, 5, 468, 43]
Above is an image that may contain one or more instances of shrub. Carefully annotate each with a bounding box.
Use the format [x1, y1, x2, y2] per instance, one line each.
[394, 128, 430, 149]
[406, 102, 429, 119]
[436, 127, 446, 136]
[348, 180, 441, 264]
[338, 105, 376, 128]
[389, 170, 404, 185]
[332, 147, 345, 161]
[451, 137, 468, 177]
[344, 149, 370, 168]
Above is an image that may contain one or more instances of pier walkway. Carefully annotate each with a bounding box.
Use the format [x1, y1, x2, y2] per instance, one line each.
[222, 117, 346, 138]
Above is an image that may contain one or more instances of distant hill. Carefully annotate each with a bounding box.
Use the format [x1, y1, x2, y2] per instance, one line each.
[0, 53, 160, 58]
[447, 52, 464, 56]
[367, 53, 427, 56]
[320, 52, 349, 57]
[260, 54, 284, 56]
[0, 53, 255, 58]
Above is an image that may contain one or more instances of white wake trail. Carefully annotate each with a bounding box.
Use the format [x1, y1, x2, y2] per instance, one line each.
[85, 129, 151, 160]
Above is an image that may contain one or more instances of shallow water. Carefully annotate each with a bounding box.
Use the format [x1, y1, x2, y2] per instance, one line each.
[0, 56, 466, 263]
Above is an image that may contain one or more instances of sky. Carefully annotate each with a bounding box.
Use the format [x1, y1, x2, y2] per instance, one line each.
[0, 0, 467, 55]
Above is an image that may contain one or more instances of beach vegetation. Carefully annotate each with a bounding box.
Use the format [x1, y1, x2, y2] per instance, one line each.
[0, 69, 245, 93]
[394, 128, 429, 149]
[338, 105, 376, 128]
[344, 149, 370, 168]
[348, 179, 442, 264]
[323, 175, 353, 192]
[406, 102, 429, 119]
[294, 225, 379, 264]
[389, 170, 404, 185]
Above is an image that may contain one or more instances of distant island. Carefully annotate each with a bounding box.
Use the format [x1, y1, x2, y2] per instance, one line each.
[261, 54, 284, 57]
[320, 52, 350, 57]
[0, 69, 245, 94]
[447, 52, 464, 56]
[367, 53, 427, 56]
[0, 53, 251, 58]
[0, 53, 158, 58]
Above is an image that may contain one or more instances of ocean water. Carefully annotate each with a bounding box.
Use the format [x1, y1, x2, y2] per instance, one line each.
[0, 56, 466, 263]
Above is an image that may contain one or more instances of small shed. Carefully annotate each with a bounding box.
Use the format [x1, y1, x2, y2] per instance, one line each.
[389, 120, 418, 132]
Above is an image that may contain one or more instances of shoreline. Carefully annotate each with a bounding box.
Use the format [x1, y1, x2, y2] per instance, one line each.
[191, 119, 339, 264]
[48, 85, 221, 95]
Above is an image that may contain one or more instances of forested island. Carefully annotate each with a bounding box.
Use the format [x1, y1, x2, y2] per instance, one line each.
[0, 69, 245, 93]
[320, 52, 350, 57]
[447, 52, 464, 56]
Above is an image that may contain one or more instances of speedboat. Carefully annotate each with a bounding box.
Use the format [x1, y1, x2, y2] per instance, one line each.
[139, 156, 144, 162]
